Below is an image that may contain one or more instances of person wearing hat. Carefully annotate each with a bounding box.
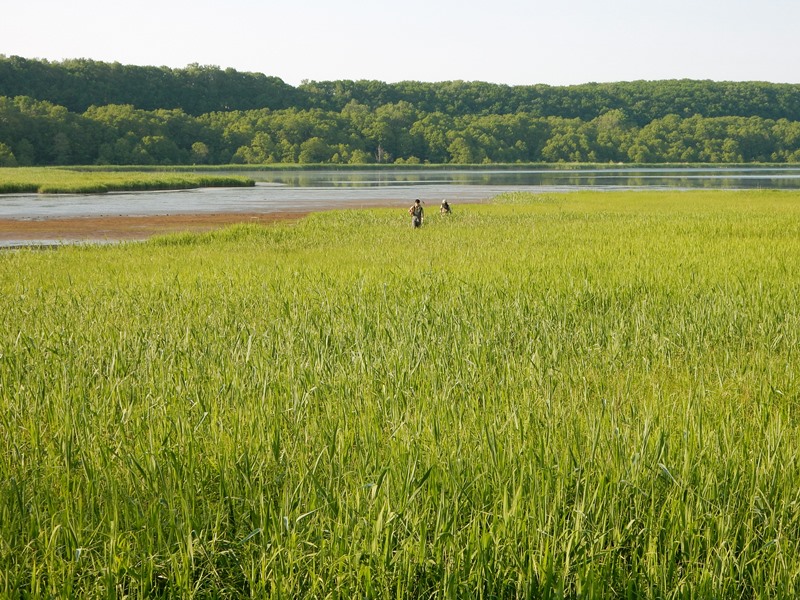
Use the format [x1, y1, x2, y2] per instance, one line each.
[409, 198, 424, 228]
[440, 199, 452, 215]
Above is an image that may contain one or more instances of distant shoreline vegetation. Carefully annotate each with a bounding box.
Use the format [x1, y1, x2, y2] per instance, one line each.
[1, 56, 800, 166]
[0, 168, 254, 194]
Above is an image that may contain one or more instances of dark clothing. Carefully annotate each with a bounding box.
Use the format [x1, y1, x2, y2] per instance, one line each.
[409, 203, 424, 227]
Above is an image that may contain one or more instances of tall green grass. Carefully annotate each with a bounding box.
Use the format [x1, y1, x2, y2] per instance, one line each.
[0, 168, 254, 194]
[1, 190, 800, 597]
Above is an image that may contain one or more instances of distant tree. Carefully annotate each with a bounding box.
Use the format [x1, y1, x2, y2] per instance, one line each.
[52, 131, 71, 164]
[0, 142, 17, 166]
[363, 102, 418, 161]
[190, 141, 211, 164]
[138, 135, 183, 164]
[233, 132, 276, 164]
[348, 149, 371, 164]
[540, 119, 592, 162]
[277, 139, 299, 163]
[771, 119, 800, 161]
[410, 112, 455, 163]
[590, 109, 634, 162]
[298, 137, 334, 163]
[14, 138, 35, 166]
[448, 136, 485, 164]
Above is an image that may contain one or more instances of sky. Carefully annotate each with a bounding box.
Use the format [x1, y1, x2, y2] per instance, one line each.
[2, 0, 799, 87]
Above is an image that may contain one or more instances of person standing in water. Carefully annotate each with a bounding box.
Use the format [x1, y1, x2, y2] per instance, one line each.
[409, 199, 424, 228]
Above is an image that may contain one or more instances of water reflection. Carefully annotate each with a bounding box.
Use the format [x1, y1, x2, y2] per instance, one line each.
[3, 166, 800, 221]
[242, 166, 800, 190]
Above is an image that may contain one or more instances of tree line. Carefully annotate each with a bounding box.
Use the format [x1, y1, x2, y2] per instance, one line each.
[1, 56, 799, 166]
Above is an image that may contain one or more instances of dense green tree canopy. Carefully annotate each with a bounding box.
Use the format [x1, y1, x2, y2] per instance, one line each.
[0, 56, 303, 114]
[1, 56, 800, 166]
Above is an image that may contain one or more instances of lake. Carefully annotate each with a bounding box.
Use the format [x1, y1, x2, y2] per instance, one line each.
[2, 165, 800, 228]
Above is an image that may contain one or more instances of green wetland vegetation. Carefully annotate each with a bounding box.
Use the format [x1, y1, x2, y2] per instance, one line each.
[2, 190, 800, 597]
[0, 167, 254, 194]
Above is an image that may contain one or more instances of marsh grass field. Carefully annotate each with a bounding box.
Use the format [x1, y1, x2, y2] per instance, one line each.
[2, 190, 800, 598]
[0, 168, 254, 194]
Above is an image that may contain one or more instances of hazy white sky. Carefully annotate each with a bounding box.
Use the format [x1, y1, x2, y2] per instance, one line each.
[2, 0, 798, 86]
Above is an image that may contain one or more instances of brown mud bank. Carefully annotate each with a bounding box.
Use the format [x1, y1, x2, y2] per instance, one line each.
[0, 211, 311, 244]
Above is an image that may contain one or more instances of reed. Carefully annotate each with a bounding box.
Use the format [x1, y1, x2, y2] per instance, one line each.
[1, 190, 799, 597]
[0, 167, 254, 194]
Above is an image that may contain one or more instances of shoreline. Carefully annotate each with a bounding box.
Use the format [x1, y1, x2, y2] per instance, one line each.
[0, 197, 476, 246]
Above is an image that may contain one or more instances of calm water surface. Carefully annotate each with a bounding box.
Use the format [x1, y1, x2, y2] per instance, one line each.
[3, 166, 800, 221]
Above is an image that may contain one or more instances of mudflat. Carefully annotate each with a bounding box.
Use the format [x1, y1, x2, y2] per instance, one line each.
[0, 211, 310, 243]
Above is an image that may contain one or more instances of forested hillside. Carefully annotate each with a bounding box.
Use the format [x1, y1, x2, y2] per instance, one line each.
[1, 55, 799, 166]
[0, 56, 302, 114]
